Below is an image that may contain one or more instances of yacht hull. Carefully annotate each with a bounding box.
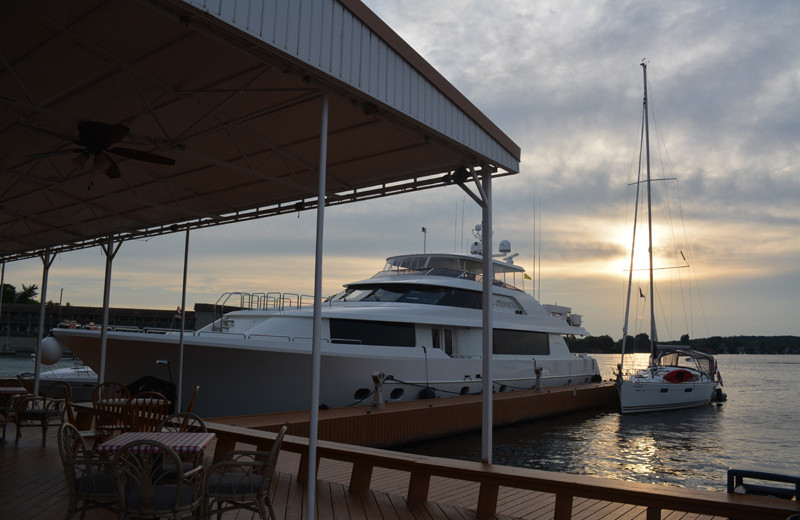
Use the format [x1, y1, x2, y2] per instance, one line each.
[52, 328, 600, 417]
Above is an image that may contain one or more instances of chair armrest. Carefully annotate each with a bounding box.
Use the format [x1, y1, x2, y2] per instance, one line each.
[184, 463, 205, 480]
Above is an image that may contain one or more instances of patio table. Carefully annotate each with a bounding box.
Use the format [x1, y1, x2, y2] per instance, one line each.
[0, 386, 28, 396]
[96, 431, 215, 456]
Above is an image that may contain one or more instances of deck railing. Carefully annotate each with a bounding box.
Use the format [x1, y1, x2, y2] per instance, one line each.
[206, 422, 799, 520]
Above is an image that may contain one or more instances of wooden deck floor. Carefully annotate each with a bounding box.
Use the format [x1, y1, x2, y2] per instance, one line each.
[0, 425, 717, 520]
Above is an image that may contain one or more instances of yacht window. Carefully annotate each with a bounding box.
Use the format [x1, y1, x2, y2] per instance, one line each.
[337, 288, 373, 302]
[432, 328, 441, 349]
[426, 257, 462, 270]
[493, 329, 550, 355]
[444, 329, 453, 356]
[333, 284, 482, 310]
[330, 319, 415, 347]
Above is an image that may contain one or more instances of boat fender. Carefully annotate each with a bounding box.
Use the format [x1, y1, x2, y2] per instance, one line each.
[419, 387, 436, 399]
[40, 336, 64, 365]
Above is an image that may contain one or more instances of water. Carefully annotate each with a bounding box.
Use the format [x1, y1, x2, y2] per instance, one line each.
[393, 353, 800, 492]
[0, 355, 82, 378]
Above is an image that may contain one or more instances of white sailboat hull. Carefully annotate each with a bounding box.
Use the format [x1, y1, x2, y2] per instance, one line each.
[618, 378, 717, 414]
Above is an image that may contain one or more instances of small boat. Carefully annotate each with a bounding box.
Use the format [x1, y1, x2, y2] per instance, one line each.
[616, 63, 723, 414]
[50, 227, 601, 417]
[19, 359, 98, 402]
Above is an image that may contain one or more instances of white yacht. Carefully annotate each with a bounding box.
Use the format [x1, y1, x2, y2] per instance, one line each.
[50, 239, 600, 417]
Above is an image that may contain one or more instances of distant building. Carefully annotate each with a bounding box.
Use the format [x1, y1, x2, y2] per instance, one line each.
[0, 303, 196, 353]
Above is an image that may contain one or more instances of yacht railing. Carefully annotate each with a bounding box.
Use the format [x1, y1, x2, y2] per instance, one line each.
[212, 291, 315, 331]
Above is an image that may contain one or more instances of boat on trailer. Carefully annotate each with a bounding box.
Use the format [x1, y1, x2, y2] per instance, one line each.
[51, 234, 600, 417]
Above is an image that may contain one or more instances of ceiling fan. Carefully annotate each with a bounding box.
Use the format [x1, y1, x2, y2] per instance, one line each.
[25, 120, 175, 178]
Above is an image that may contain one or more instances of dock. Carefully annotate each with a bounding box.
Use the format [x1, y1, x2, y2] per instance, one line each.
[2, 419, 798, 519]
[210, 382, 618, 447]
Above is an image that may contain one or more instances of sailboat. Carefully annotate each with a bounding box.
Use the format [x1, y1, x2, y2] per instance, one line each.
[616, 62, 723, 414]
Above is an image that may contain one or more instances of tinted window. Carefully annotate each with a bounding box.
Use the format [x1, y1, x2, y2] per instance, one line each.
[330, 319, 415, 347]
[335, 284, 482, 310]
[493, 329, 549, 355]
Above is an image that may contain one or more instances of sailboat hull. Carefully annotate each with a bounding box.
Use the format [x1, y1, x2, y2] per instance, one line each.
[618, 379, 717, 414]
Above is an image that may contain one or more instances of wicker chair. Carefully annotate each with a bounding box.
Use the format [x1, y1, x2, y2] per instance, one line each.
[58, 423, 117, 518]
[14, 381, 71, 445]
[157, 412, 208, 478]
[113, 438, 204, 520]
[0, 378, 27, 440]
[92, 381, 130, 441]
[205, 423, 288, 520]
[157, 411, 207, 434]
[125, 391, 170, 432]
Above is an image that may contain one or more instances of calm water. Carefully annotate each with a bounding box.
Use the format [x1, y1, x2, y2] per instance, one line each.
[393, 353, 800, 492]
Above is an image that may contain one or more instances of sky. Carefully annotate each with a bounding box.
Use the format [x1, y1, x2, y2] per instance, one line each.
[5, 0, 799, 341]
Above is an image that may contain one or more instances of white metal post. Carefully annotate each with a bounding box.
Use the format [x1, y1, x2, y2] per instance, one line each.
[99, 236, 121, 384]
[307, 91, 329, 520]
[177, 228, 190, 411]
[480, 172, 493, 464]
[33, 249, 55, 396]
[0, 262, 5, 350]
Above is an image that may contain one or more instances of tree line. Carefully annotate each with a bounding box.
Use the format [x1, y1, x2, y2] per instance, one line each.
[565, 333, 800, 355]
[1, 283, 39, 304]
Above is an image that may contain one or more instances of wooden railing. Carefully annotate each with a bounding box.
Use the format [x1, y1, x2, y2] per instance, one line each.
[207, 422, 799, 520]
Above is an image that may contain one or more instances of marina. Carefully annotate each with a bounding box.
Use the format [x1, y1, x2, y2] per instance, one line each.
[1, 1, 798, 519]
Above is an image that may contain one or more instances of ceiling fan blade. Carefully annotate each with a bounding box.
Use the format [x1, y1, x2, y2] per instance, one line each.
[77, 121, 129, 150]
[27, 148, 84, 159]
[20, 124, 76, 143]
[109, 147, 175, 165]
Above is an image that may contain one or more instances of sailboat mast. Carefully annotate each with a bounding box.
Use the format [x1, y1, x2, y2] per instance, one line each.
[619, 107, 646, 372]
[642, 62, 658, 356]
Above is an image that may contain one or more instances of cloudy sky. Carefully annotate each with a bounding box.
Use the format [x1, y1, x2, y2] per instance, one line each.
[6, 0, 799, 340]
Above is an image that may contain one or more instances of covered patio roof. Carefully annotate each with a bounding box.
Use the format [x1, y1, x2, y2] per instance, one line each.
[0, 0, 520, 262]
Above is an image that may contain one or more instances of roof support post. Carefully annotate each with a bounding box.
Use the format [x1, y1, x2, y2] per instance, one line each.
[480, 170, 493, 464]
[33, 249, 55, 395]
[307, 91, 329, 520]
[0, 262, 5, 350]
[98, 236, 122, 384]
[177, 228, 190, 411]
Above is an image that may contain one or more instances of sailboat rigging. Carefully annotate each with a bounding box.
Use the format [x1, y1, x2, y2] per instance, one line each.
[616, 62, 724, 414]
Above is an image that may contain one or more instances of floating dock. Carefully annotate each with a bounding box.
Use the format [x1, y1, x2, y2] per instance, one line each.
[211, 381, 618, 447]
